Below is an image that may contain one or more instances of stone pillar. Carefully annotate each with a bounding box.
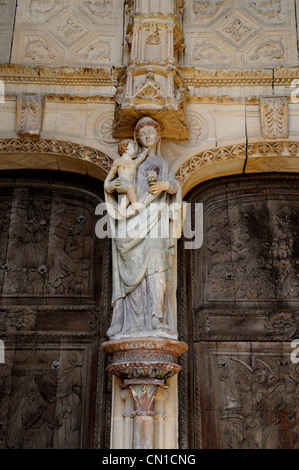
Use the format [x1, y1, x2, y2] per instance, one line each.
[126, 380, 163, 449]
[102, 338, 188, 449]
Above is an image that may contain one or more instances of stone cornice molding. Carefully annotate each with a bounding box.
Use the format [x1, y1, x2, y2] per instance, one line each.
[182, 66, 299, 87]
[0, 64, 120, 86]
[4, 93, 115, 103]
[1, 64, 297, 89]
[274, 66, 299, 84]
[183, 67, 273, 86]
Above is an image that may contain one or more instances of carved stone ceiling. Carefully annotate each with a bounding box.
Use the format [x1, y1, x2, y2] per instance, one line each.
[184, 0, 298, 68]
[10, 0, 125, 67]
[0, 1, 17, 64]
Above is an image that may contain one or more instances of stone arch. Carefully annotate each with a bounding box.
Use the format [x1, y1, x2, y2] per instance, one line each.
[0, 137, 112, 182]
[176, 140, 299, 197]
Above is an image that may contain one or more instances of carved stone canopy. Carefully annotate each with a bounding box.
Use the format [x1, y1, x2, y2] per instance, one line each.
[113, 65, 190, 140]
[112, 0, 189, 140]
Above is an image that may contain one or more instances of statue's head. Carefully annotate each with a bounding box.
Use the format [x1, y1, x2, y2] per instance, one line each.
[118, 139, 137, 157]
[135, 117, 162, 149]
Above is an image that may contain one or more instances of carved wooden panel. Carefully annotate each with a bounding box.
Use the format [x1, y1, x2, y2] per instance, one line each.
[178, 174, 299, 449]
[0, 172, 112, 449]
[194, 342, 299, 449]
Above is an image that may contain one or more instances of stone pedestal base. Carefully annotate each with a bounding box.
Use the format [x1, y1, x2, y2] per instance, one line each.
[102, 337, 188, 449]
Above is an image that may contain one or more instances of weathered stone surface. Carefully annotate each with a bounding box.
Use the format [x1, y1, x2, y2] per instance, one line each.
[10, 0, 125, 67]
[105, 117, 182, 342]
[183, 0, 298, 68]
[0, 1, 17, 64]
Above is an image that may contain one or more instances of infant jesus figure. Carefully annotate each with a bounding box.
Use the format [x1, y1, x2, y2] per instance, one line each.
[104, 139, 150, 217]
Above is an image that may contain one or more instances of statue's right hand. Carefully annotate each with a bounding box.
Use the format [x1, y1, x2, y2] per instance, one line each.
[107, 178, 131, 194]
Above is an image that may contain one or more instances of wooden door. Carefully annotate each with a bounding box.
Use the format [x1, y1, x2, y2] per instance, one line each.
[178, 174, 299, 449]
[0, 171, 112, 449]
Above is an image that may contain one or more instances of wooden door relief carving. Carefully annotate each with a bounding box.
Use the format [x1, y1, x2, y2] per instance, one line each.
[0, 172, 111, 449]
[178, 175, 299, 449]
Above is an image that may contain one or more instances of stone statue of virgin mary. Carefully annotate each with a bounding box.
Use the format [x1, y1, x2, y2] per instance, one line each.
[104, 117, 182, 340]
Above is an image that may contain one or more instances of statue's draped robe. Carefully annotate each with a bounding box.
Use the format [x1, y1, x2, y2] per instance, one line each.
[105, 154, 181, 339]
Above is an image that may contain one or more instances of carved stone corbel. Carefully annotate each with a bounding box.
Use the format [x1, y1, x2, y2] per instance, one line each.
[16, 94, 45, 137]
[102, 338, 188, 449]
[260, 97, 288, 139]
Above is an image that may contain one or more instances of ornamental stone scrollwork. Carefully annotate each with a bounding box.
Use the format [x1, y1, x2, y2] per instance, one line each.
[28, 0, 64, 19]
[102, 338, 186, 380]
[79, 38, 111, 62]
[176, 143, 246, 186]
[80, 0, 117, 22]
[192, 1, 225, 20]
[186, 112, 209, 145]
[94, 113, 121, 146]
[0, 64, 119, 88]
[54, 14, 88, 46]
[192, 42, 229, 65]
[184, 0, 297, 68]
[176, 141, 299, 192]
[182, 67, 274, 87]
[250, 39, 285, 62]
[246, 0, 285, 24]
[220, 15, 255, 46]
[2, 63, 297, 92]
[24, 37, 59, 63]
